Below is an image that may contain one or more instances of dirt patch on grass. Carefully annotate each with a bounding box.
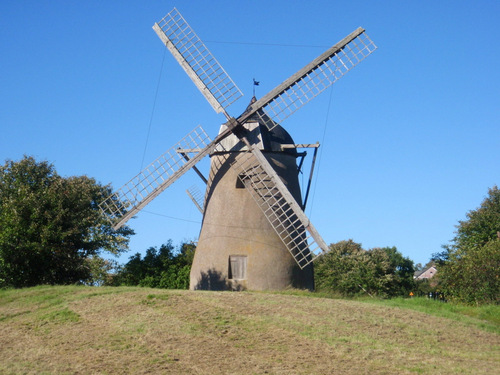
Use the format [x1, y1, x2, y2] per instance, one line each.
[1, 287, 498, 374]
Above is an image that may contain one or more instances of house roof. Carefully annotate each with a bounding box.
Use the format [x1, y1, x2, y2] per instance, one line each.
[414, 265, 437, 280]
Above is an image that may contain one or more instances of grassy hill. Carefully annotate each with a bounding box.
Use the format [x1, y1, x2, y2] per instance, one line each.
[1, 286, 498, 374]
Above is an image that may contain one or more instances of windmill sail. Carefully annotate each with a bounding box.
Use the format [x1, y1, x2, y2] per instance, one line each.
[99, 125, 216, 229]
[231, 147, 329, 269]
[186, 185, 205, 213]
[240, 28, 377, 130]
[100, 7, 376, 282]
[153, 8, 243, 116]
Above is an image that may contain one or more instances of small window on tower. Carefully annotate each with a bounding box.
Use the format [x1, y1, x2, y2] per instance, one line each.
[228, 255, 247, 280]
[235, 174, 246, 189]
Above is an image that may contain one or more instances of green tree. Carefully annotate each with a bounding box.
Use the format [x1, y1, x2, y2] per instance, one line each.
[314, 240, 397, 298]
[380, 246, 415, 296]
[0, 156, 134, 287]
[86, 256, 119, 286]
[158, 242, 195, 289]
[314, 240, 362, 295]
[453, 186, 500, 251]
[439, 186, 500, 305]
[114, 241, 195, 289]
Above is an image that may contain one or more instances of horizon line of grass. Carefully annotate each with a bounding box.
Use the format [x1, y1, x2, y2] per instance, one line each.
[1, 285, 498, 335]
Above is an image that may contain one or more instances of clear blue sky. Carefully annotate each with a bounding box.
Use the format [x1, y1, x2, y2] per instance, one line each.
[2, 1, 498, 266]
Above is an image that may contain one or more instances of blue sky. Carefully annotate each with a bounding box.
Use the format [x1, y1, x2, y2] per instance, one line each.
[1, 1, 499, 266]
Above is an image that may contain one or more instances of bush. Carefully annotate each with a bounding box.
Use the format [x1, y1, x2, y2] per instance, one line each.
[114, 241, 195, 289]
[315, 240, 414, 298]
[438, 186, 500, 305]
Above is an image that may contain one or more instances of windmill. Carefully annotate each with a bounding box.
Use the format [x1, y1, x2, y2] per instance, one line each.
[99, 8, 377, 291]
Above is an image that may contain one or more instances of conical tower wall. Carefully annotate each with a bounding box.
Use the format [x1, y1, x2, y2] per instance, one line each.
[189, 122, 314, 291]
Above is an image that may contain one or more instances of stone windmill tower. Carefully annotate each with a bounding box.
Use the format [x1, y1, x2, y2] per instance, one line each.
[99, 8, 377, 291]
[191, 100, 318, 290]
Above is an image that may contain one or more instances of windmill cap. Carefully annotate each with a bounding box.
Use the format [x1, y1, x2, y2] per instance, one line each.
[244, 97, 298, 155]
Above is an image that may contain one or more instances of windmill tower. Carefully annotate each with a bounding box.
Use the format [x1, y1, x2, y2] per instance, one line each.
[192, 101, 317, 290]
[99, 8, 377, 291]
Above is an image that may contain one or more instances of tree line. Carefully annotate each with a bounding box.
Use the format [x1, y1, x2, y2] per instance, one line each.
[110, 241, 195, 289]
[1, 156, 498, 305]
[432, 186, 499, 305]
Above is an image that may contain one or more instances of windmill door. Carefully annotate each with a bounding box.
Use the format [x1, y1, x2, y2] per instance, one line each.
[229, 255, 247, 280]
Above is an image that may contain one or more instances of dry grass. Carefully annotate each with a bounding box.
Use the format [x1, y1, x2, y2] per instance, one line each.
[0, 286, 498, 374]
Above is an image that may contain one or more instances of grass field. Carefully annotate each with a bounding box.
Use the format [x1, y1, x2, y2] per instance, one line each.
[1, 286, 498, 374]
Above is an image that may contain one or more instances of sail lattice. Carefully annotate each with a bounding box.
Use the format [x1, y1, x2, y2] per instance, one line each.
[153, 8, 243, 114]
[99, 125, 213, 229]
[250, 29, 377, 131]
[231, 149, 329, 269]
[186, 185, 205, 213]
